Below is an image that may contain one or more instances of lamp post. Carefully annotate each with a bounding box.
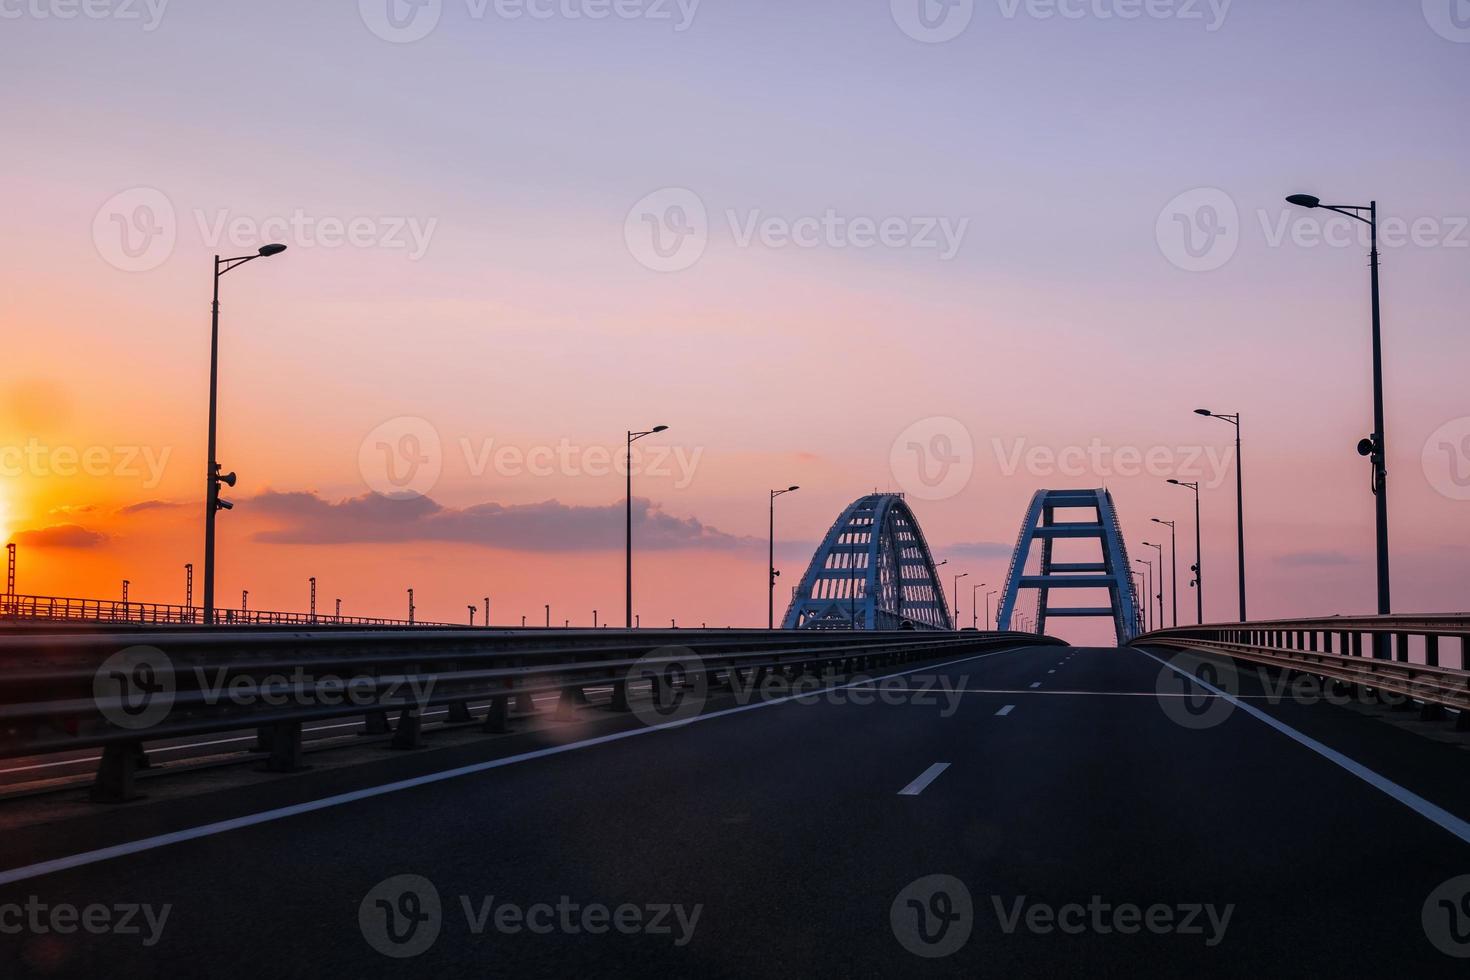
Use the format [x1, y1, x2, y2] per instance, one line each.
[1142, 542, 1165, 629]
[407, 588, 414, 625]
[1286, 193, 1391, 636]
[971, 582, 986, 630]
[545, 604, 551, 629]
[184, 563, 193, 622]
[626, 425, 669, 628]
[335, 598, 342, 621]
[952, 572, 969, 630]
[203, 244, 288, 625]
[768, 486, 800, 628]
[1151, 518, 1178, 627]
[1168, 479, 1203, 624]
[986, 589, 998, 630]
[309, 577, 316, 623]
[484, 597, 490, 627]
[1134, 559, 1154, 632]
[468, 605, 476, 626]
[1195, 408, 1246, 620]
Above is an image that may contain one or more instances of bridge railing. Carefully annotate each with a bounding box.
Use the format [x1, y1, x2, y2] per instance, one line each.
[0, 627, 1060, 801]
[1132, 615, 1470, 720]
[0, 592, 450, 628]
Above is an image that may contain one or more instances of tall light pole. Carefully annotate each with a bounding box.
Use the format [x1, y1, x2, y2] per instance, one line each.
[1151, 518, 1178, 627]
[986, 589, 998, 630]
[952, 572, 969, 630]
[1134, 559, 1154, 632]
[1286, 194, 1391, 636]
[971, 582, 986, 629]
[1196, 409, 1246, 621]
[407, 588, 414, 625]
[484, 596, 490, 627]
[626, 425, 669, 628]
[309, 576, 317, 623]
[184, 563, 193, 622]
[1168, 479, 1203, 624]
[768, 486, 800, 628]
[1142, 541, 1165, 629]
[203, 244, 288, 625]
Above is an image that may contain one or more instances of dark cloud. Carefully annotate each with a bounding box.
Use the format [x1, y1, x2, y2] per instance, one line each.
[247, 491, 753, 552]
[118, 500, 182, 515]
[9, 525, 109, 549]
[1276, 550, 1361, 567]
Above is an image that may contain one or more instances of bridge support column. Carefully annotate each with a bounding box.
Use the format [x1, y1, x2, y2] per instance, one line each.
[262, 721, 306, 772]
[609, 679, 631, 712]
[390, 709, 424, 749]
[482, 695, 510, 734]
[446, 700, 473, 724]
[90, 741, 147, 803]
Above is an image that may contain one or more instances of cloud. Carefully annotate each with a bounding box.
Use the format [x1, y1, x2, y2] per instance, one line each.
[943, 541, 1014, 560]
[118, 499, 183, 515]
[1276, 550, 1362, 567]
[247, 491, 753, 552]
[9, 524, 109, 548]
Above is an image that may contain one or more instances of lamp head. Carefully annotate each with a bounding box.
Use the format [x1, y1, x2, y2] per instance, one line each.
[1194, 408, 1212, 416]
[257, 243, 288, 257]
[1286, 194, 1321, 209]
[651, 425, 669, 433]
[788, 485, 800, 492]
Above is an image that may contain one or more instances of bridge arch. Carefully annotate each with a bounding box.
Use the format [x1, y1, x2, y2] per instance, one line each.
[995, 488, 1139, 644]
[782, 493, 952, 630]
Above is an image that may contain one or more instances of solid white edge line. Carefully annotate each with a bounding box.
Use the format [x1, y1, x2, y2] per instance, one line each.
[897, 762, 951, 797]
[1136, 646, 1470, 846]
[0, 643, 1040, 886]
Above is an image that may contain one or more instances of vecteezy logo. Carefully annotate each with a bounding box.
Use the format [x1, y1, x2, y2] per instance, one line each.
[94, 646, 175, 730]
[627, 646, 708, 727]
[1156, 188, 1240, 272]
[1423, 0, 1470, 43]
[890, 874, 973, 958]
[1423, 875, 1470, 958]
[624, 188, 709, 272]
[359, 416, 443, 499]
[890, 0, 975, 43]
[93, 187, 177, 272]
[1155, 650, 1238, 730]
[1423, 417, 1470, 501]
[889, 417, 975, 501]
[360, 874, 443, 958]
[360, 0, 442, 43]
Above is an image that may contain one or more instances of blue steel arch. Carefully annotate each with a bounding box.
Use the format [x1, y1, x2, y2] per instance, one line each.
[996, 489, 1139, 644]
[782, 493, 952, 631]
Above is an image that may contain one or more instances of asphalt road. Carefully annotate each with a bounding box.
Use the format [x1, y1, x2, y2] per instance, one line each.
[2, 642, 1469, 978]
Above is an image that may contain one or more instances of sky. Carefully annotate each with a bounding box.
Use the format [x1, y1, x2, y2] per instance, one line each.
[2, 0, 1468, 641]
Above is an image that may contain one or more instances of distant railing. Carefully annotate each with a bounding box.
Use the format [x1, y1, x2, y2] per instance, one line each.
[0, 593, 449, 628]
[1132, 615, 1470, 719]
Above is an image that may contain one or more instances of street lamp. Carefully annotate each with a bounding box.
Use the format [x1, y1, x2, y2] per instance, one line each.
[1285, 193, 1392, 636]
[1195, 408, 1246, 621]
[203, 243, 288, 625]
[986, 589, 998, 630]
[626, 425, 669, 628]
[1151, 518, 1178, 627]
[971, 582, 986, 630]
[1142, 542, 1165, 629]
[952, 572, 969, 630]
[1134, 558, 1154, 632]
[768, 486, 800, 628]
[1168, 479, 1203, 624]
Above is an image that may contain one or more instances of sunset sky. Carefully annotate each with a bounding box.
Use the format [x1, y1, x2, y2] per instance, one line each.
[4, 1, 1468, 641]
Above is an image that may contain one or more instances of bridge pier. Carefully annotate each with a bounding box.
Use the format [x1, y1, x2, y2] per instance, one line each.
[89, 741, 149, 803]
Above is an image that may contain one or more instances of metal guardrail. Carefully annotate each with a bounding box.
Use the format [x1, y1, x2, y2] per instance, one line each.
[1132, 615, 1470, 724]
[0, 593, 448, 628]
[0, 627, 1060, 802]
